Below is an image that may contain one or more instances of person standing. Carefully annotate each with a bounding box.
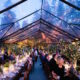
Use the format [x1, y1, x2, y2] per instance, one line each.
[34, 49, 38, 62]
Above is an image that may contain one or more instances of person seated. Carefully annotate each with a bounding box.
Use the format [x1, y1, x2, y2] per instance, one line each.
[55, 56, 65, 80]
[49, 54, 71, 80]
[31, 52, 35, 66]
[69, 62, 80, 80]
[40, 51, 45, 61]
[44, 54, 50, 65]
[49, 53, 59, 72]
[24, 63, 29, 80]
[27, 55, 33, 69]
[3, 51, 9, 61]
[8, 51, 15, 61]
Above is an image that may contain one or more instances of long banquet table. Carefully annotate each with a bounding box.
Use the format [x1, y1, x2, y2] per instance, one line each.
[0, 53, 29, 80]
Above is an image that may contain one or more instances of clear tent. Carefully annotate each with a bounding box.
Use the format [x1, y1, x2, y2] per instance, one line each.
[0, 0, 80, 43]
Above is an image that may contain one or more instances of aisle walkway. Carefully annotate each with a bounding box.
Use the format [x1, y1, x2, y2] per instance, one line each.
[29, 56, 48, 80]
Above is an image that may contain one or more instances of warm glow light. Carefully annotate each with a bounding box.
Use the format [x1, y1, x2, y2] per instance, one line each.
[46, 38, 51, 43]
[5, 38, 16, 43]
[18, 42, 23, 48]
[18, 42, 23, 45]
[24, 40, 28, 43]
[3, 67, 9, 75]
[1, 48, 4, 54]
[75, 38, 78, 41]
[41, 32, 46, 39]
[72, 42, 76, 45]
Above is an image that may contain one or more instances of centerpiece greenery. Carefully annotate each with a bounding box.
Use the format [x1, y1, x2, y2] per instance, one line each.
[12, 60, 16, 64]
[4, 62, 9, 67]
[0, 66, 3, 73]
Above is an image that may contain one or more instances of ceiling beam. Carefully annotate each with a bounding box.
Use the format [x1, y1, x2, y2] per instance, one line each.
[40, 18, 78, 40]
[60, 0, 80, 11]
[42, 9, 78, 36]
[0, 0, 27, 14]
[1, 19, 40, 41]
[0, 9, 40, 31]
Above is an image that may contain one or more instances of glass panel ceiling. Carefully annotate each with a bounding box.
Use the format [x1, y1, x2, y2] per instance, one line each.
[2, 10, 41, 38]
[0, 0, 41, 28]
[43, 0, 80, 24]
[0, 0, 41, 39]
[0, 26, 11, 39]
[4, 24, 40, 43]
[41, 10, 77, 38]
[70, 24, 80, 37]
[0, 0, 80, 42]
[40, 23, 73, 42]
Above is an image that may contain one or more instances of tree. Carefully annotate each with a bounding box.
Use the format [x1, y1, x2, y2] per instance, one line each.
[59, 40, 80, 69]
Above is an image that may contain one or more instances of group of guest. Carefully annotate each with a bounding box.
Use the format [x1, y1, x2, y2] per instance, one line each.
[0, 49, 15, 64]
[39, 50, 80, 80]
[24, 54, 33, 80]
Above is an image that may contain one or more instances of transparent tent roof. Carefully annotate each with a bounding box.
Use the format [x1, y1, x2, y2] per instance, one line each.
[0, 0, 80, 43]
[65, 0, 80, 8]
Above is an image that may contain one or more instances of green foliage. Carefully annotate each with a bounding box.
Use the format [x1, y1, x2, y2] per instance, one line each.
[12, 60, 16, 64]
[4, 62, 9, 67]
[48, 45, 58, 53]
[0, 67, 2, 73]
[13, 47, 22, 55]
[76, 64, 80, 73]
[59, 40, 80, 62]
